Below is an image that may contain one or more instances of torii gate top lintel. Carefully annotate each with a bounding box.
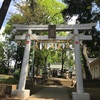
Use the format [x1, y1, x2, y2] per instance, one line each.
[13, 23, 96, 31]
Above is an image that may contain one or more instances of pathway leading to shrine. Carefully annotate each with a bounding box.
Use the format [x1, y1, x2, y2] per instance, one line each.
[26, 85, 70, 100]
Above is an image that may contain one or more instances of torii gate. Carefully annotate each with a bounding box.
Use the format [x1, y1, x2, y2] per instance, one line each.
[11, 23, 96, 100]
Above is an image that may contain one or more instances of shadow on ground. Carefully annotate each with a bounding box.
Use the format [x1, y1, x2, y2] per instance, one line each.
[67, 87, 100, 100]
[27, 86, 70, 100]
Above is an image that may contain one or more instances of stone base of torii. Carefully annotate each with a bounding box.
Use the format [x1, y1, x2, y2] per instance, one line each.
[11, 90, 30, 99]
[10, 23, 96, 100]
[73, 92, 90, 100]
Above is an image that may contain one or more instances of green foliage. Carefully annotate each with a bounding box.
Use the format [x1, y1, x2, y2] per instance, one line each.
[38, 0, 66, 24]
[1, 41, 17, 70]
[34, 49, 44, 66]
[0, 77, 18, 84]
[62, 0, 93, 23]
[62, 0, 100, 79]
[5, 0, 66, 26]
[0, 66, 4, 74]
[0, 42, 4, 62]
[0, 74, 18, 84]
[48, 49, 61, 63]
[13, 69, 20, 80]
[62, 0, 100, 57]
[3, 23, 12, 35]
[10, 14, 27, 24]
[3, 0, 66, 73]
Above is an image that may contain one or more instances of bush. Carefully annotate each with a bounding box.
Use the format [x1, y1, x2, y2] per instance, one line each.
[0, 66, 4, 74]
[13, 69, 20, 80]
[0, 77, 18, 84]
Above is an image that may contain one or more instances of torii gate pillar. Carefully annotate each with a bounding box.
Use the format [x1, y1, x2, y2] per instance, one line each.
[11, 30, 32, 99]
[72, 29, 90, 100]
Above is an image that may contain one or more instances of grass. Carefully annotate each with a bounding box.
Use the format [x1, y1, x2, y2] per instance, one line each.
[0, 74, 18, 99]
[0, 74, 100, 100]
[0, 74, 18, 84]
[0, 74, 45, 99]
[85, 87, 100, 100]
[0, 74, 13, 79]
[67, 87, 100, 100]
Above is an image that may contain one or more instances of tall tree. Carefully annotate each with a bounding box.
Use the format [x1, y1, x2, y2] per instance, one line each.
[0, 42, 4, 63]
[62, 0, 100, 79]
[3, 0, 65, 74]
[14, 0, 65, 24]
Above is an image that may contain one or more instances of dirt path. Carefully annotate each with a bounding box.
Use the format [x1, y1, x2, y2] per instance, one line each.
[26, 85, 70, 100]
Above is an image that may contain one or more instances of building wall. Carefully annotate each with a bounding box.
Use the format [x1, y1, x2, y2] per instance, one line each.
[83, 57, 100, 79]
[91, 64, 100, 79]
[90, 58, 100, 79]
[50, 64, 62, 70]
[90, 61, 100, 79]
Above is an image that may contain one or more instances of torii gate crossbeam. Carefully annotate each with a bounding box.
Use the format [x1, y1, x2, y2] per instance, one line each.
[13, 23, 96, 31]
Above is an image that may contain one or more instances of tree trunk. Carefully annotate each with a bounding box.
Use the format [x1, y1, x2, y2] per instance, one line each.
[14, 45, 18, 70]
[61, 61, 64, 76]
[82, 44, 92, 79]
[61, 50, 64, 76]
[0, 0, 11, 29]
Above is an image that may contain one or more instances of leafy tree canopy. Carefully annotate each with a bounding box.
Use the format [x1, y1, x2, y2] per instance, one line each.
[62, 0, 100, 23]
[62, 0, 100, 57]
[2, 0, 66, 72]
[62, 0, 100, 79]
[9, 0, 66, 25]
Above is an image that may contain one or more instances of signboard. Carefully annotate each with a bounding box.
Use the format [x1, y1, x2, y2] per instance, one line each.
[48, 25, 56, 38]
